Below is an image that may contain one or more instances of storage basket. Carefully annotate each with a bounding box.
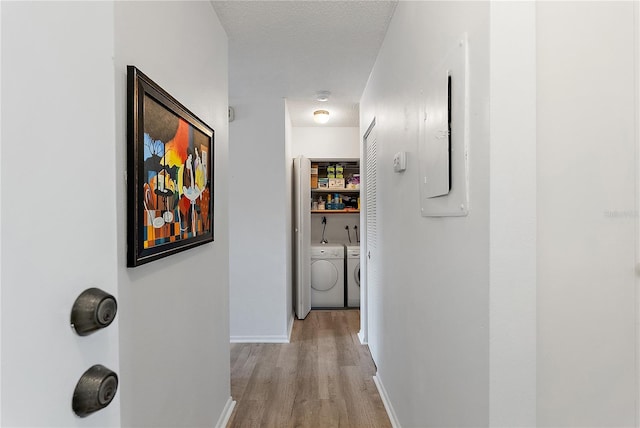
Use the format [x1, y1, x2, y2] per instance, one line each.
[326, 203, 345, 210]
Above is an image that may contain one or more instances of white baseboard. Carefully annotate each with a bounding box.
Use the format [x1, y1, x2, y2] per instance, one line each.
[230, 335, 289, 343]
[231, 317, 295, 344]
[373, 374, 401, 428]
[358, 330, 367, 344]
[215, 397, 236, 428]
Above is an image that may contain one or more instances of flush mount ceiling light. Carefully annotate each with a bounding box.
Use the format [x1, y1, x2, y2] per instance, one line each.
[316, 91, 331, 102]
[313, 109, 330, 124]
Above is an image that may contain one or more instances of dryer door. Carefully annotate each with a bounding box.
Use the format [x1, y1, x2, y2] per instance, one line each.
[311, 260, 339, 291]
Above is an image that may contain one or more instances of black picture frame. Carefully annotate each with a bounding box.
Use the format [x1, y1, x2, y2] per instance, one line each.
[127, 66, 214, 267]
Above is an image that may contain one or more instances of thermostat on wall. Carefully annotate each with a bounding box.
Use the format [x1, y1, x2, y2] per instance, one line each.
[393, 151, 407, 172]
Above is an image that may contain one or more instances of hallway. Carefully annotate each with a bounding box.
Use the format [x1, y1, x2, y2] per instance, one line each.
[227, 310, 391, 427]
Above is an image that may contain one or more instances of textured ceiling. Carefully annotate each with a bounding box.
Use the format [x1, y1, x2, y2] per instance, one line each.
[211, 1, 397, 126]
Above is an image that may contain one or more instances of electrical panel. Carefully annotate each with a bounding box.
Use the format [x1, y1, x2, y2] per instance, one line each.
[418, 34, 469, 217]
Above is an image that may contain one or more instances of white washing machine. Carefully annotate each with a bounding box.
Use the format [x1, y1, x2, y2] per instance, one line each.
[311, 245, 345, 308]
[345, 245, 360, 307]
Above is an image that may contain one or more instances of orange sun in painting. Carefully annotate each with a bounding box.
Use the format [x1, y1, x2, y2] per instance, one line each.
[161, 118, 191, 195]
[163, 119, 190, 168]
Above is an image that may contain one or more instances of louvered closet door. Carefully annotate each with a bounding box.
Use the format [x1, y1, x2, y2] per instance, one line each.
[364, 122, 379, 363]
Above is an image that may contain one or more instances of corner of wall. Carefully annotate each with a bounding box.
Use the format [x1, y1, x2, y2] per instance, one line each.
[285, 100, 294, 329]
[287, 312, 295, 342]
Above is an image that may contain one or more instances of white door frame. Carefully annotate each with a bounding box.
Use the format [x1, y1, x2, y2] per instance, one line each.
[294, 156, 311, 319]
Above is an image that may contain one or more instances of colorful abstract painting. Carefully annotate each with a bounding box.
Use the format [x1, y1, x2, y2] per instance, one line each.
[127, 66, 214, 267]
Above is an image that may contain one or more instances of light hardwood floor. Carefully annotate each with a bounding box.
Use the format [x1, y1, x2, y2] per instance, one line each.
[227, 310, 391, 428]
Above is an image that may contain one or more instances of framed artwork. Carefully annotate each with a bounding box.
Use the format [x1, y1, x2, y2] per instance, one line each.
[127, 66, 214, 267]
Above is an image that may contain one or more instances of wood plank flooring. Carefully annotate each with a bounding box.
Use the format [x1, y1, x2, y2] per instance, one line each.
[227, 310, 391, 428]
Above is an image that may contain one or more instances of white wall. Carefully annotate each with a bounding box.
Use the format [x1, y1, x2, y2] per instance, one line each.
[1, 2, 120, 426]
[360, 2, 490, 426]
[536, 3, 637, 426]
[310, 213, 360, 247]
[489, 2, 537, 426]
[114, 2, 232, 426]
[228, 97, 290, 341]
[292, 127, 359, 159]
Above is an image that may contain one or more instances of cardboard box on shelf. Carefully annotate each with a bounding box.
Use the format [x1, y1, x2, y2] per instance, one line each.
[328, 178, 345, 189]
[346, 174, 360, 189]
[310, 163, 318, 188]
[318, 178, 329, 188]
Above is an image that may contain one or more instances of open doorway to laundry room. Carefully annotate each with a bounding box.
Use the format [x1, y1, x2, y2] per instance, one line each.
[289, 106, 363, 323]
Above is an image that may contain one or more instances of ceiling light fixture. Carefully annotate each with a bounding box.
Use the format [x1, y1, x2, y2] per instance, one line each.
[316, 91, 331, 102]
[313, 109, 330, 124]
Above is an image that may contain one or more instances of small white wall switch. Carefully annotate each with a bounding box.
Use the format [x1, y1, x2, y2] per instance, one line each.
[393, 151, 407, 172]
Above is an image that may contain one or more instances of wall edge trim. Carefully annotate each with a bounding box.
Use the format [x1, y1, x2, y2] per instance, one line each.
[287, 313, 295, 341]
[358, 330, 367, 345]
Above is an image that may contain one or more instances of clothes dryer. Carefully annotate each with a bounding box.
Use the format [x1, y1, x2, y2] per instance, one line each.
[310, 245, 345, 308]
[345, 245, 360, 307]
